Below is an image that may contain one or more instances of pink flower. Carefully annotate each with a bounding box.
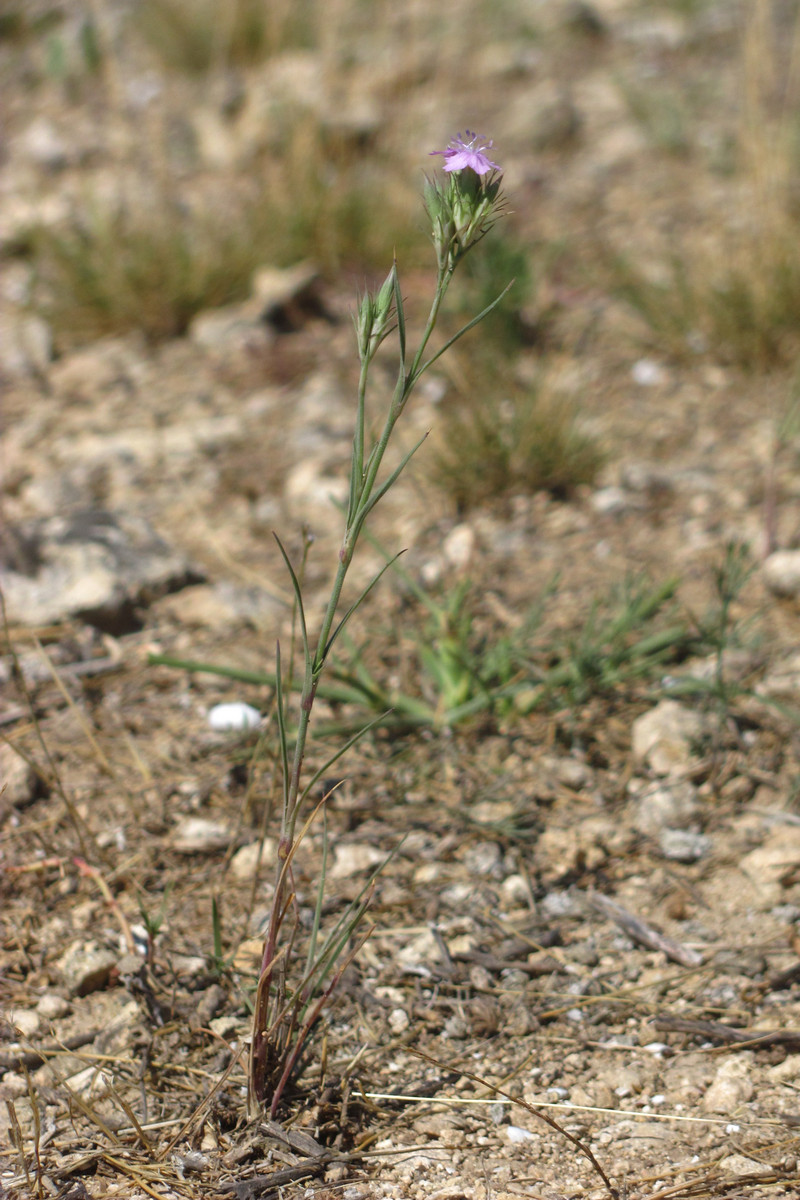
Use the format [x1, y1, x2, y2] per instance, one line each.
[430, 130, 500, 175]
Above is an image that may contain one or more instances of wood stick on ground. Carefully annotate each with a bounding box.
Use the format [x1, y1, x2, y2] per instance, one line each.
[589, 891, 704, 968]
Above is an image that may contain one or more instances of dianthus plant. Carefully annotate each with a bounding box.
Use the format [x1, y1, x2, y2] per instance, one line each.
[248, 134, 509, 1118]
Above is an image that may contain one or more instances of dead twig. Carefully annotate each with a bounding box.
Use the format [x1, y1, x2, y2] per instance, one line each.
[589, 891, 704, 967]
[654, 1014, 800, 1051]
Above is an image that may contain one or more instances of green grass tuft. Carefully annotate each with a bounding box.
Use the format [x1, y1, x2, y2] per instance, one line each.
[430, 370, 604, 512]
[28, 195, 274, 347]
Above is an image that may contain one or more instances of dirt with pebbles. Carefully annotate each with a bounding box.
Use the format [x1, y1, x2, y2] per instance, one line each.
[5, 2, 800, 1199]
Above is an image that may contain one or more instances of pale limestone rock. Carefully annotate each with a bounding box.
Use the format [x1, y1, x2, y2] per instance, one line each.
[171, 817, 233, 855]
[702, 1055, 754, 1113]
[631, 699, 706, 775]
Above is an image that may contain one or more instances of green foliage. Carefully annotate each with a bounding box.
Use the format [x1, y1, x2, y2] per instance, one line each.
[610, 237, 800, 368]
[663, 541, 757, 718]
[431, 373, 604, 511]
[25, 134, 419, 346]
[0, 0, 61, 42]
[517, 575, 694, 711]
[151, 573, 702, 732]
[28, 194, 274, 347]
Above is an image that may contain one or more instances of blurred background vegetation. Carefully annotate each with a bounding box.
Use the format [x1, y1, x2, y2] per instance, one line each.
[3, 0, 800, 510]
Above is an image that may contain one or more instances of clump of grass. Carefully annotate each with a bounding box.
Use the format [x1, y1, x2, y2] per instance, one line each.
[612, 234, 800, 368]
[28, 192, 276, 347]
[430, 368, 604, 511]
[134, 0, 313, 72]
[607, 0, 800, 368]
[25, 118, 421, 347]
[262, 116, 422, 273]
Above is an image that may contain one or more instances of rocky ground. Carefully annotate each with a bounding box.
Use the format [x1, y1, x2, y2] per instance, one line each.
[5, 2, 800, 1199]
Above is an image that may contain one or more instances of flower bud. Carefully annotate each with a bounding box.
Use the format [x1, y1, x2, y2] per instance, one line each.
[354, 267, 395, 362]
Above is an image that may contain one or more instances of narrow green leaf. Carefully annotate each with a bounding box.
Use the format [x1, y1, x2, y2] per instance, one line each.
[357, 432, 428, 524]
[413, 279, 515, 381]
[273, 534, 311, 673]
[392, 260, 406, 369]
[323, 552, 406, 661]
[148, 653, 274, 686]
[274, 642, 290, 808]
[299, 710, 391, 806]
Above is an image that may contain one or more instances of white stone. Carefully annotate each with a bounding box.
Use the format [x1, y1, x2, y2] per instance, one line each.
[659, 828, 712, 862]
[632, 358, 667, 386]
[631, 700, 706, 775]
[207, 702, 262, 732]
[0, 743, 39, 807]
[330, 842, 386, 879]
[702, 1056, 754, 1113]
[507, 1125, 536, 1143]
[67, 1065, 113, 1101]
[634, 779, 699, 835]
[763, 550, 800, 598]
[229, 839, 277, 880]
[7, 1009, 40, 1037]
[36, 993, 70, 1020]
[443, 524, 476, 571]
[172, 817, 233, 854]
[591, 486, 629, 515]
[388, 1008, 410, 1034]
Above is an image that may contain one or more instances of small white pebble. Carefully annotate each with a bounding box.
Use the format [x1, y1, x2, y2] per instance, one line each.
[507, 1125, 535, 1144]
[643, 1042, 670, 1057]
[388, 1008, 410, 1034]
[651, 1094, 666, 1105]
[726, 1124, 740, 1133]
[208, 702, 262, 732]
[632, 358, 667, 386]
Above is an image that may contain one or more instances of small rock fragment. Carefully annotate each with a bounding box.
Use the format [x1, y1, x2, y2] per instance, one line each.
[66, 1065, 113, 1101]
[36, 993, 70, 1020]
[658, 828, 712, 862]
[56, 941, 118, 996]
[718, 1154, 770, 1177]
[634, 779, 699, 836]
[7, 1009, 40, 1037]
[702, 1056, 754, 1113]
[763, 550, 800, 598]
[229, 839, 276, 880]
[330, 842, 385, 879]
[631, 700, 706, 775]
[388, 1008, 410, 1034]
[632, 358, 667, 386]
[207, 702, 262, 732]
[0, 743, 40, 809]
[443, 523, 476, 571]
[172, 817, 233, 854]
[507, 1125, 536, 1143]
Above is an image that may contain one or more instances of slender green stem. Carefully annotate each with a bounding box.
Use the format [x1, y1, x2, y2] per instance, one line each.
[250, 161, 508, 1113]
[407, 265, 454, 385]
